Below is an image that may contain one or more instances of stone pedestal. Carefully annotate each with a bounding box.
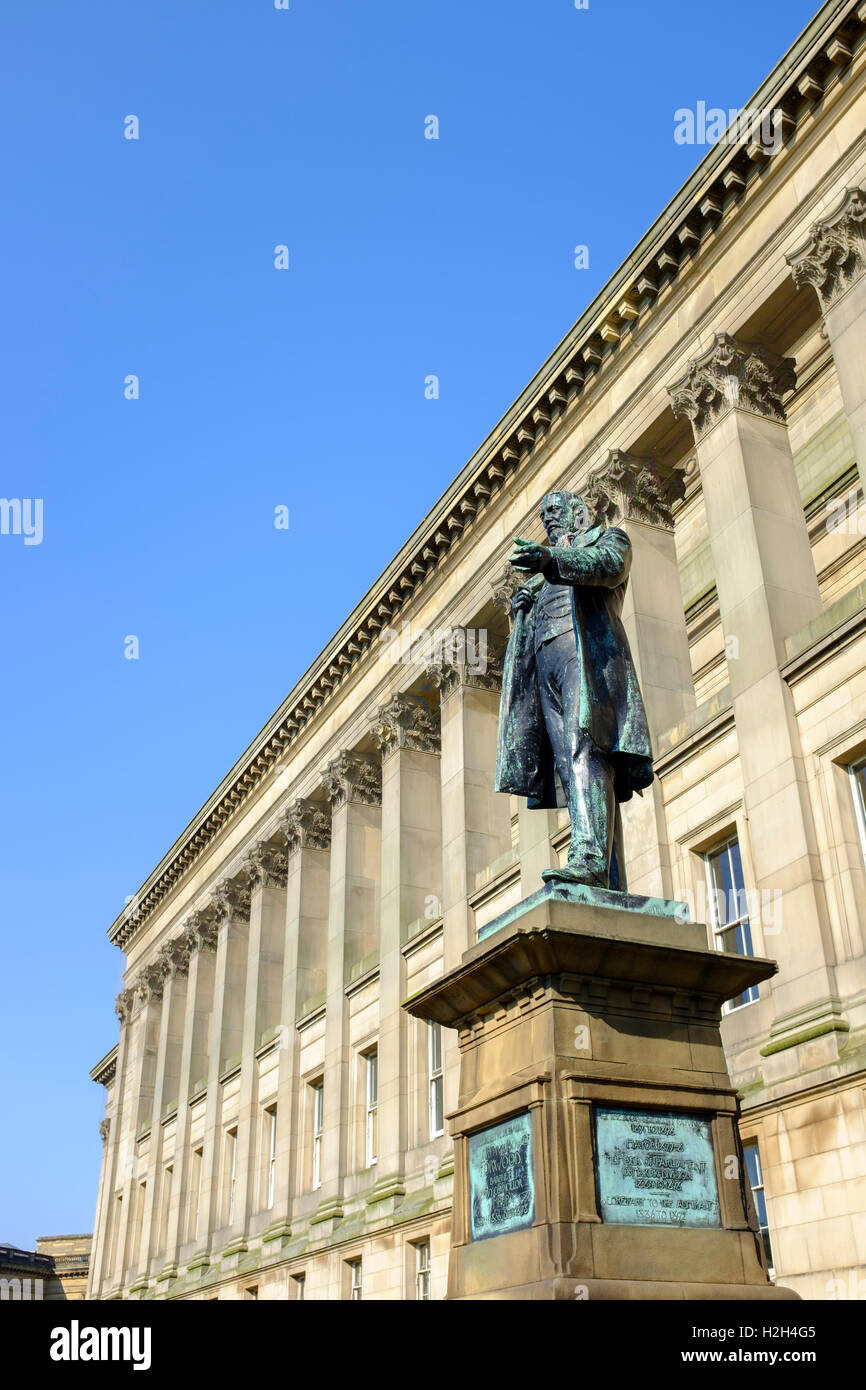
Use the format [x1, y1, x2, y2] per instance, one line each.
[403, 886, 799, 1301]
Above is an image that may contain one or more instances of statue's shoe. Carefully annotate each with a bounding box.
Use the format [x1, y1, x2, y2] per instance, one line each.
[541, 863, 610, 889]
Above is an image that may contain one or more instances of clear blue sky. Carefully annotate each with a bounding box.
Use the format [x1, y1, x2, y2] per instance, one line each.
[0, 0, 819, 1247]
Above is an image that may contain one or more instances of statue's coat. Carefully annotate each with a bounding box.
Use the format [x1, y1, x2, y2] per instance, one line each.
[495, 524, 654, 808]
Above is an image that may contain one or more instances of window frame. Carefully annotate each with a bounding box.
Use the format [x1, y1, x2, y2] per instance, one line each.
[703, 837, 759, 1013]
[364, 1049, 378, 1169]
[742, 1139, 774, 1279]
[264, 1104, 277, 1210]
[428, 1021, 444, 1139]
[311, 1081, 324, 1191]
[414, 1238, 431, 1301]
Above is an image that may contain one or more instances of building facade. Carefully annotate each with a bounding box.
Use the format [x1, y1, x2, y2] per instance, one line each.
[1, 1236, 91, 1300]
[89, 0, 866, 1302]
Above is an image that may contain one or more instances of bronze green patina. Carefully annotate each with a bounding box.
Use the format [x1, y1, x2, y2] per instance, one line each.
[468, 1113, 534, 1242]
[496, 491, 654, 890]
[594, 1106, 721, 1229]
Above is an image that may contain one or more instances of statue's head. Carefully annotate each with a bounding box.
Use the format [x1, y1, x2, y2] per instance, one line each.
[539, 491, 589, 543]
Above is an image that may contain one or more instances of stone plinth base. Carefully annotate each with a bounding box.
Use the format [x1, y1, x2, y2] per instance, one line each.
[404, 889, 799, 1302]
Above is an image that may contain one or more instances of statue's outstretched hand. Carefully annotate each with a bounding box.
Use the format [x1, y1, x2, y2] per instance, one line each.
[509, 537, 551, 574]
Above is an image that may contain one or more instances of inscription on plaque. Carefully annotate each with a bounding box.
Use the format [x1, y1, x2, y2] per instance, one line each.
[468, 1112, 534, 1241]
[594, 1106, 721, 1228]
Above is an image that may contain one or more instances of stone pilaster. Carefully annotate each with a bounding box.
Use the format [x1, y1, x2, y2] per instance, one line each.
[90, 1007, 135, 1295]
[163, 912, 218, 1264]
[232, 840, 289, 1239]
[669, 336, 839, 1067]
[583, 448, 694, 898]
[316, 752, 382, 1218]
[426, 653, 508, 969]
[136, 938, 190, 1276]
[266, 801, 331, 1244]
[198, 879, 251, 1245]
[787, 187, 866, 483]
[371, 694, 442, 1200]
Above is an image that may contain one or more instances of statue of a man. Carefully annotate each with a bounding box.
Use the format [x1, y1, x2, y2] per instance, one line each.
[495, 490, 654, 889]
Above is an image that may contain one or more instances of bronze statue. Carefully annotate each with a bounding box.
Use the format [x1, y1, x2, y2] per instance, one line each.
[496, 490, 654, 890]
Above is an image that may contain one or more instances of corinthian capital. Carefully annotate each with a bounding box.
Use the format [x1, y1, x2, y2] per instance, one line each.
[135, 960, 168, 1003]
[115, 988, 136, 1024]
[372, 693, 440, 756]
[490, 565, 522, 616]
[583, 450, 685, 529]
[281, 798, 332, 852]
[425, 647, 503, 699]
[159, 935, 192, 978]
[667, 333, 796, 438]
[245, 839, 289, 889]
[787, 187, 866, 309]
[213, 875, 253, 920]
[322, 752, 382, 808]
[185, 907, 219, 954]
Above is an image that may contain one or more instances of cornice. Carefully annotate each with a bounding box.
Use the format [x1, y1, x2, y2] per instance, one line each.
[90, 1045, 118, 1087]
[108, 0, 866, 953]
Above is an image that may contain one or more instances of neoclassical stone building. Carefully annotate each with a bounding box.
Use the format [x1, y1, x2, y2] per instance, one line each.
[89, 0, 866, 1301]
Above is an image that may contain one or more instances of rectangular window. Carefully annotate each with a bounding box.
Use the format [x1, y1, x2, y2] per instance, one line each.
[264, 1105, 277, 1210]
[347, 1257, 362, 1301]
[415, 1239, 431, 1301]
[160, 1164, 173, 1253]
[225, 1127, 238, 1226]
[188, 1146, 203, 1242]
[428, 1022, 444, 1138]
[850, 762, 866, 863]
[311, 1082, 324, 1190]
[292, 1272, 306, 1301]
[743, 1140, 773, 1276]
[365, 1050, 378, 1168]
[704, 839, 758, 1011]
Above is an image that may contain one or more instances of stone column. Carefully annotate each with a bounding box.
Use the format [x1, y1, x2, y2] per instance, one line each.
[233, 841, 288, 1237]
[315, 752, 382, 1227]
[582, 449, 695, 898]
[110, 978, 163, 1285]
[265, 800, 331, 1251]
[426, 655, 510, 969]
[90, 995, 135, 1294]
[788, 187, 866, 483]
[198, 878, 251, 1245]
[669, 335, 839, 1056]
[162, 912, 218, 1265]
[371, 693, 442, 1205]
[135, 945, 189, 1278]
